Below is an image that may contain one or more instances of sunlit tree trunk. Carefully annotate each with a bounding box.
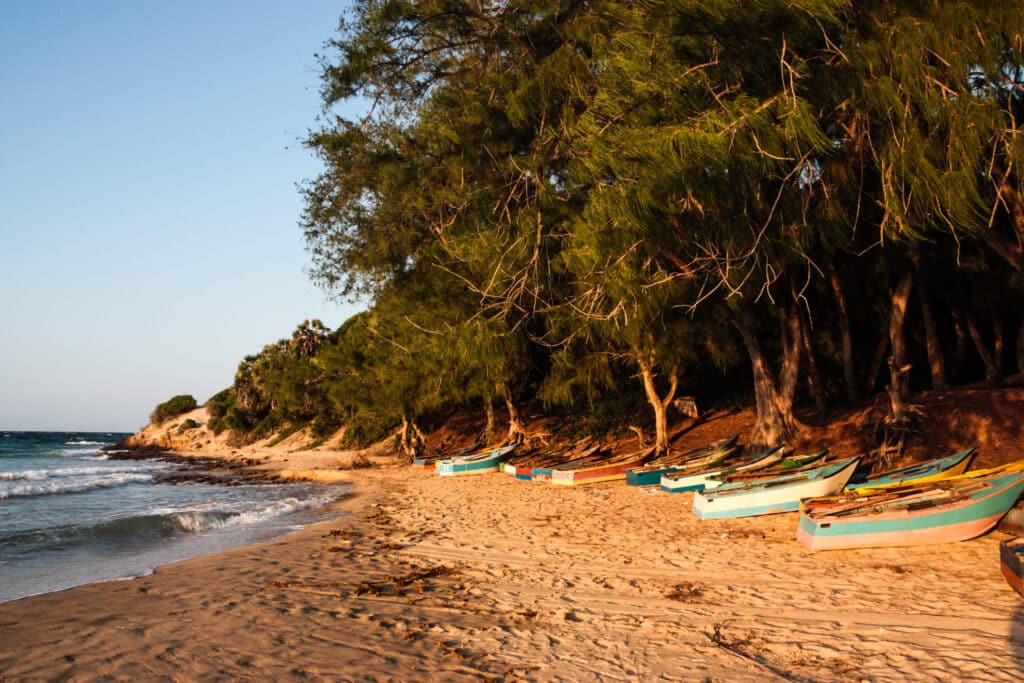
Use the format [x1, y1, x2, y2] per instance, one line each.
[637, 357, 678, 456]
[498, 382, 527, 444]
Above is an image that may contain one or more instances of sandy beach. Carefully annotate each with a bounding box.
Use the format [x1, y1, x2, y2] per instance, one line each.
[1, 431, 1023, 682]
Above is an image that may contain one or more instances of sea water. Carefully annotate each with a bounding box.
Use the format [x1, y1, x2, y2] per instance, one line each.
[0, 431, 348, 603]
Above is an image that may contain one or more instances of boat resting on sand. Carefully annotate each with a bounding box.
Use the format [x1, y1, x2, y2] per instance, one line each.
[551, 447, 655, 486]
[625, 433, 740, 487]
[693, 457, 860, 519]
[707, 450, 828, 488]
[437, 444, 517, 477]
[1001, 537, 1024, 597]
[506, 444, 602, 480]
[415, 441, 483, 469]
[842, 448, 976, 492]
[529, 446, 610, 482]
[659, 446, 784, 493]
[796, 467, 1024, 550]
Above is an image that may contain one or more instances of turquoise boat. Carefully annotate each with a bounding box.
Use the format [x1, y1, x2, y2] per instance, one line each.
[843, 448, 975, 490]
[659, 446, 783, 493]
[437, 444, 516, 477]
[692, 457, 860, 519]
[625, 433, 740, 487]
[797, 468, 1024, 550]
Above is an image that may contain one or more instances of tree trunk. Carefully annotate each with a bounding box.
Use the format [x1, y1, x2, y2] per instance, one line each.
[638, 357, 678, 456]
[1018, 320, 1024, 383]
[398, 415, 426, 460]
[482, 395, 496, 445]
[887, 356, 908, 423]
[498, 382, 527, 444]
[888, 272, 914, 400]
[798, 307, 827, 412]
[864, 326, 890, 395]
[827, 262, 859, 401]
[735, 301, 802, 448]
[995, 317, 1005, 380]
[917, 283, 949, 391]
[966, 313, 1002, 387]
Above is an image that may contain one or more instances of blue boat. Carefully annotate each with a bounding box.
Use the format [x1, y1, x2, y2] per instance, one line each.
[844, 448, 975, 490]
[437, 444, 517, 477]
[625, 433, 740, 487]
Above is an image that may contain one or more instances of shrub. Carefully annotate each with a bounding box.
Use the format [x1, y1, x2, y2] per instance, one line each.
[176, 418, 200, 434]
[150, 394, 198, 425]
[340, 413, 398, 449]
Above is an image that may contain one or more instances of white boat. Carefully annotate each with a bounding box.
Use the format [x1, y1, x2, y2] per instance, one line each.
[692, 457, 859, 519]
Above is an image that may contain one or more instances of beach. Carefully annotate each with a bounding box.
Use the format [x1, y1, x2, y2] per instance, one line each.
[1, 439, 1022, 682]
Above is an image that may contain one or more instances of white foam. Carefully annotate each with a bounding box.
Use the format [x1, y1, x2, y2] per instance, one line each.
[0, 473, 154, 499]
[0, 464, 160, 481]
[64, 440, 108, 446]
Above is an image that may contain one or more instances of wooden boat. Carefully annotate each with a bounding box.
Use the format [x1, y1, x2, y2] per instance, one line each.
[529, 446, 609, 482]
[998, 500, 1024, 535]
[415, 441, 482, 469]
[625, 433, 740, 487]
[659, 446, 784, 494]
[692, 457, 860, 519]
[842, 448, 975, 492]
[707, 450, 827, 488]
[437, 444, 517, 477]
[506, 443, 602, 480]
[551, 447, 655, 486]
[796, 468, 1024, 550]
[1001, 537, 1024, 597]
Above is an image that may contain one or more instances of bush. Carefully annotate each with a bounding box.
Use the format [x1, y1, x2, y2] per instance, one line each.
[176, 418, 200, 434]
[340, 413, 398, 449]
[150, 394, 198, 425]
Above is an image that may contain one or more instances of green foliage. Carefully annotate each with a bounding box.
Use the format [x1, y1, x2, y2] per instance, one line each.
[150, 394, 197, 425]
[202, 2, 1024, 451]
[176, 418, 200, 434]
[340, 412, 398, 450]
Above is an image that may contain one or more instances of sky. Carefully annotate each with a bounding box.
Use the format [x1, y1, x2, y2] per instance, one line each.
[0, 1, 364, 431]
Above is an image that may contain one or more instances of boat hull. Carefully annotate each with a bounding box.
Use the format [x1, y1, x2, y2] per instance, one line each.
[845, 448, 975, 492]
[693, 458, 858, 519]
[552, 456, 646, 486]
[797, 473, 1024, 550]
[1001, 538, 1024, 597]
[437, 445, 516, 477]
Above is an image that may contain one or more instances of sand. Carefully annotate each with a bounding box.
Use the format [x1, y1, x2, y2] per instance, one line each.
[1, 442, 1023, 682]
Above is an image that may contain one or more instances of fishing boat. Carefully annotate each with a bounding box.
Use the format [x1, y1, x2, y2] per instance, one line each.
[507, 443, 601, 480]
[415, 441, 482, 469]
[796, 468, 1024, 550]
[707, 450, 827, 488]
[437, 444, 517, 477]
[659, 446, 784, 493]
[692, 457, 860, 519]
[1001, 537, 1024, 597]
[625, 433, 740, 487]
[843, 448, 976, 491]
[529, 445, 608, 482]
[551, 447, 655, 486]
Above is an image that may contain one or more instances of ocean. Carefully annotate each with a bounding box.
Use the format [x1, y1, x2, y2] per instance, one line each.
[0, 431, 348, 603]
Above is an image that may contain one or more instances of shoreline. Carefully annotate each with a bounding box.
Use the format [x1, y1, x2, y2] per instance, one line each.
[2, 447, 1023, 680]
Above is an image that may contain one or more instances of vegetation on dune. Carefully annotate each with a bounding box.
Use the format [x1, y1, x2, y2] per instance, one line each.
[150, 395, 198, 425]
[202, 1, 1024, 461]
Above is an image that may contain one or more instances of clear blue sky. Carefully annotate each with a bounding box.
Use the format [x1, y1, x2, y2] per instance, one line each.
[0, 1, 363, 431]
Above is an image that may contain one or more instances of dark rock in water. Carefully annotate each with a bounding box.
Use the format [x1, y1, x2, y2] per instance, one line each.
[101, 442, 281, 486]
